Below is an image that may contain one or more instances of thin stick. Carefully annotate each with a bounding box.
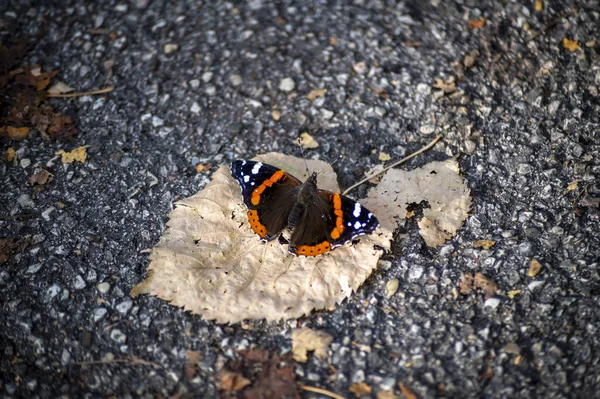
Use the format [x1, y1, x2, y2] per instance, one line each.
[300, 385, 346, 399]
[73, 356, 161, 368]
[342, 135, 442, 196]
[48, 86, 114, 98]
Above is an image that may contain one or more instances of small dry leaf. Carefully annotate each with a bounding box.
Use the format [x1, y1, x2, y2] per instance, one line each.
[185, 349, 202, 364]
[468, 17, 486, 30]
[399, 382, 418, 399]
[195, 163, 212, 173]
[528, 259, 542, 277]
[271, 109, 281, 121]
[349, 382, 372, 398]
[48, 81, 75, 94]
[365, 164, 386, 184]
[377, 391, 399, 399]
[29, 169, 53, 186]
[459, 272, 498, 299]
[6, 148, 17, 162]
[292, 327, 333, 362]
[535, 0, 543, 11]
[219, 370, 251, 393]
[306, 88, 327, 101]
[0, 236, 32, 265]
[563, 38, 580, 52]
[56, 146, 87, 163]
[508, 290, 521, 299]
[433, 78, 457, 94]
[132, 153, 391, 323]
[385, 279, 399, 298]
[473, 240, 495, 249]
[379, 152, 391, 162]
[566, 179, 581, 192]
[363, 159, 471, 248]
[298, 132, 319, 149]
[329, 36, 338, 46]
[2, 126, 30, 140]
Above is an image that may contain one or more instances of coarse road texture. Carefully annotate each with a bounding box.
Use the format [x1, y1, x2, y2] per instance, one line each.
[1, 1, 599, 398]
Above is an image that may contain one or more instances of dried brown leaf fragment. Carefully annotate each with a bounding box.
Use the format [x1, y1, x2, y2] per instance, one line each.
[459, 273, 499, 299]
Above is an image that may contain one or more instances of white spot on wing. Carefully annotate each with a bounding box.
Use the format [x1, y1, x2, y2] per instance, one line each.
[368, 212, 373, 218]
[252, 162, 263, 174]
[354, 221, 361, 229]
[353, 203, 362, 217]
[243, 175, 250, 183]
[347, 222, 352, 227]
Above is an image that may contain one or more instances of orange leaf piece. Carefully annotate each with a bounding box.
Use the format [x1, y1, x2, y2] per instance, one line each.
[563, 38, 580, 52]
[468, 18, 486, 30]
[349, 382, 372, 398]
[399, 382, 418, 399]
[219, 370, 251, 393]
[2, 126, 30, 140]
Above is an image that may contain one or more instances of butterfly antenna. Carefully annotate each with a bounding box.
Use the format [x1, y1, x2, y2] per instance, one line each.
[296, 137, 310, 177]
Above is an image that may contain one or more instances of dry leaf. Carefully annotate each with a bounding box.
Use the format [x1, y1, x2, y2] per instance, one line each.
[185, 349, 202, 364]
[29, 169, 53, 186]
[48, 81, 75, 94]
[291, 328, 333, 362]
[433, 78, 457, 94]
[56, 146, 87, 163]
[468, 17, 486, 30]
[6, 148, 16, 162]
[377, 391, 399, 399]
[0, 237, 31, 265]
[379, 152, 391, 162]
[329, 36, 338, 46]
[195, 163, 212, 173]
[306, 88, 327, 101]
[47, 114, 77, 140]
[363, 159, 471, 247]
[563, 38, 580, 52]
[535, 0, 543, 11]
[566, 179, 581, 192]
[132, 153, 392, 323]
[473, 240, 495, 249]
[298, 132, 319, 149]
[385, 279, 399, 298]
[365, 164, 386, 184]
[508, 290, 521, 299]
[219, 370, 251, 393]
[459, 272, 498, 299]
[271, 110, 281, 121]
[2, 126, 30, 140]
[528, 259, 542, 277]
[349, 382, 372, 398]
[399, 382, 418, 399]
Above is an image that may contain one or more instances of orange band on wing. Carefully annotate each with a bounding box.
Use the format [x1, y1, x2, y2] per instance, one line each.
[329, 193, 344, 239]
[295, 241, 332, 256]
[247, 210, 268, 239]
[250, 170, 286, 206]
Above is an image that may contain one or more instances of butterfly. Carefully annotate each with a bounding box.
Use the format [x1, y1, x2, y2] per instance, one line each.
[230, 160, 379, 256]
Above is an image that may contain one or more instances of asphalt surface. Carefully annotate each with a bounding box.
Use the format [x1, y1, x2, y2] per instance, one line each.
[1, 0, 599, 398]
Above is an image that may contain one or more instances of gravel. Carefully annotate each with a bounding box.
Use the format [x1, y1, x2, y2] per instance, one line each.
[1, 0, 599, 398]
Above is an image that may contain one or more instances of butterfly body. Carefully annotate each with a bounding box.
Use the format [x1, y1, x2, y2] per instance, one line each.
[230, 160, 379, 256]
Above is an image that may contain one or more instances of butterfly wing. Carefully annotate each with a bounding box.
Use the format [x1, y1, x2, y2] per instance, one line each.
[288, 190, 379, 256]
[231, 160, 302, 241]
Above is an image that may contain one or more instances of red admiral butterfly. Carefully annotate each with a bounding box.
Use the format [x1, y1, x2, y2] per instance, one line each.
[231, 160, 379, 256]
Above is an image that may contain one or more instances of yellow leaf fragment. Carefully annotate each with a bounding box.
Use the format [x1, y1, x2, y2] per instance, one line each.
[535, 0, 543, 11]
[433, 77, 457, 94]
[528, 259, 542, 277]
[195, 163, 212, 173]
[473, 240, 495, 249]
[563, 38, 580, 52]
[378, 152, 391, 162]
[399, 382, 418, 399]
[292, 328, 333, 362]
[566, 179, 581, 192]
[349, 382, 372, 398]
[56, 146, 87, 163]
[4, 126, 30, 140]
[377, 391, 399, 399]
[298, 132, 319, 149]
[329, 36, 338, 46]
[6, 148, 16, 162]
[306, 88, 327, 101]
[508, 290, 521, 299]
[385, 279, 399, 298]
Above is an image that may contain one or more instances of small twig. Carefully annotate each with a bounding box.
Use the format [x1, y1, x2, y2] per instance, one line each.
[73, 356, 161, 368]
[48, 86, 114, 98]
[342, 135, 442, 196]
[572, 184, 589, 208]
[300, 385, 346, 399]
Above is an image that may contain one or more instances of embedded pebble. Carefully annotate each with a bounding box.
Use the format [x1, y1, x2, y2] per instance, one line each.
[110, 329, 127, 344]
[279, 77, 295, 92]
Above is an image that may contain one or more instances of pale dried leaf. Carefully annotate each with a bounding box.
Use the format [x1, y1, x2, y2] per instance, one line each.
[365, 164, 386, 184]
[459, 272, 498, 299]
[292, 328, 333, 362]
[298, 132, 319, 149]
[349, 382, 372, 398]
[48, 81, 75, 94]
[379, 152, 391, 161]
[306, 88, 327, 101]
[385, 279, 399, 298]
[132, 153, 392, 323]
[528, 259, 542, 277]
[473, 240, 495, 249]
[363, 159, 471, 247]
[219, 370, 251, 392]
